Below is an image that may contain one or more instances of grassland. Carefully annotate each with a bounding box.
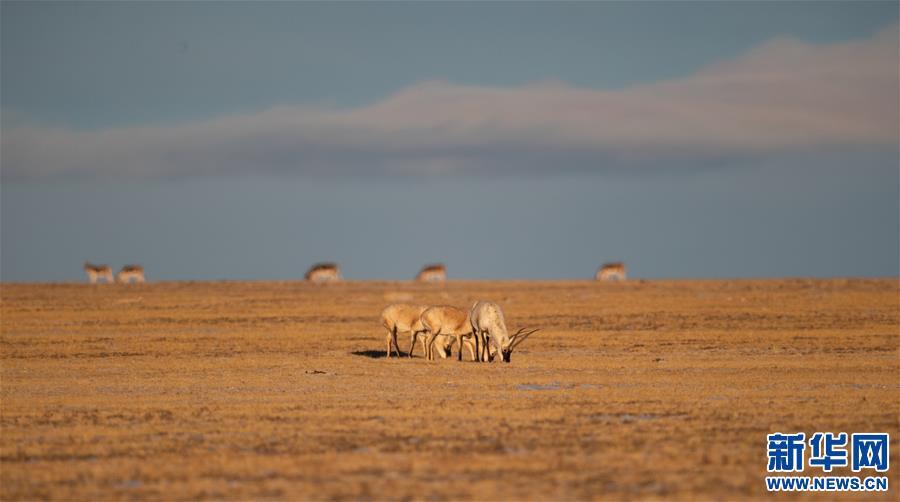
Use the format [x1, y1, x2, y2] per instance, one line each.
[1, 279, 897, 500]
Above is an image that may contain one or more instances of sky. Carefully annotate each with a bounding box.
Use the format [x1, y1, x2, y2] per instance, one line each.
[1, 1, 898, 281]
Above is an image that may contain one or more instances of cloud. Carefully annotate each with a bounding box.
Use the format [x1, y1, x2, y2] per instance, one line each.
[2, 23, 897, 179]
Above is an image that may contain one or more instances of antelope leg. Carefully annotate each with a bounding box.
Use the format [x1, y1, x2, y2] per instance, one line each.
[385, 327, 394, 358]
[408, 332, 417, 358]
[425, 332, 437, 360]
[391, 330, 401, 357]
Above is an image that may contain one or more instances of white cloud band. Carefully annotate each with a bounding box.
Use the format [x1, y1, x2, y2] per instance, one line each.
[2, 24, 897, 179]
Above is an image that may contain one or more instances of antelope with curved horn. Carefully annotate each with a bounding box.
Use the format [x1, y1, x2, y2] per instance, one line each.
[470, 300, 539, 363]
[420, 305, 479, 361]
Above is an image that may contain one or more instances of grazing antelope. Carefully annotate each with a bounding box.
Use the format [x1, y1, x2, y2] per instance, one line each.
[596, 262, 627, 281]
[420, 306, 479, 361]
[379, 304, 462, 359]
[117, 264, 145, 284]
[416, 263, 447, 283]
[411, 322, 472, 359]
[305, 262, 341, 283]
[83, 262, 114, 284]
[381, 303, 428, 358]
[428, 330, 480, 360]
[431, 334, 463, 360]
[470, 300, 539, 363]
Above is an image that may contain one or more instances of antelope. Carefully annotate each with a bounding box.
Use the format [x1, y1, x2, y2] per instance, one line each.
[470, 300, 539, 363]
[596, 262, 627, 281]
[430, 330, 480, 360]
[305, 262, 341, 283]
[410, 321, 473, 359]
[420, 306, 480, 361]
[381, 303, 428, 358]
[430, 334, 462, 360]
[415, 263, 447, 283]
[83, 262, 114, 284]
[380, 304, 462, 358]
[117, 264, 145, 283]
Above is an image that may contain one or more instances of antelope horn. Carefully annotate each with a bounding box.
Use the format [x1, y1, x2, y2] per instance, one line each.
[510, 328, 540, 350]
[508, 327, 529, 347]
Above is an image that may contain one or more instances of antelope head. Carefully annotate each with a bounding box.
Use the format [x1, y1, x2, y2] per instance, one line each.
[436, 336, 455, 359]
[498, 327, 540, 363]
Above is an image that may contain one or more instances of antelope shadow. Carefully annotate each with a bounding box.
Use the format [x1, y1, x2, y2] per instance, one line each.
[351, 350, 413, 359]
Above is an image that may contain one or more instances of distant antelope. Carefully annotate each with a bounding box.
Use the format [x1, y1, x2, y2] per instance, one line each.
[305, 262, 341, 283]
[421, 306, 479, 361]
[416, 263, 447, 283]
[470, 300, 539, 363]
[596, 262, 627, 281]
[117, 264, 145, 284]
[83, 262, 114, 284]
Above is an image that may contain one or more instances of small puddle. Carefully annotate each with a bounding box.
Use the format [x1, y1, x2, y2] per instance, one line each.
[516, 382, 569, 391]
[587, 413, 688, 423]
[517, 383, 609, 391]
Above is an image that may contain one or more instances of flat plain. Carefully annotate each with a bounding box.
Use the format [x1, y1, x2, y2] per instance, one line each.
[1, 279, 897, 500]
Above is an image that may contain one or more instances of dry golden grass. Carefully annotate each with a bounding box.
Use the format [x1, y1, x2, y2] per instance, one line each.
[1, 279, 897, 500]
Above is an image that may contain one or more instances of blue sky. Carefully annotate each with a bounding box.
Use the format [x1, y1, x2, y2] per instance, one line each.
[1, 2, 898, 281]
[3, 1, 895, 128]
